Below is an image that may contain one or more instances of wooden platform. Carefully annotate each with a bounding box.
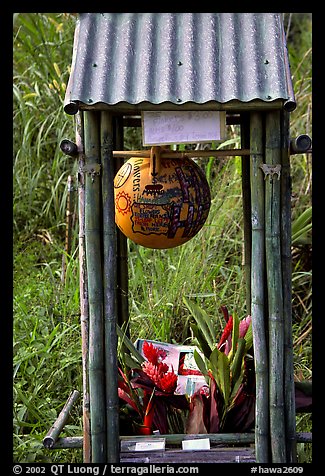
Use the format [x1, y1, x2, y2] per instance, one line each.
[120, 447, 255, 464]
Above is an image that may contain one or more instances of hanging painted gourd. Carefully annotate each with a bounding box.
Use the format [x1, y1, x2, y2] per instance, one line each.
[114, 147, 211, 249]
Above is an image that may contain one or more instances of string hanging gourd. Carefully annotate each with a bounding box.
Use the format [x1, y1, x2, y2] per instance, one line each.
[114, 146, 211, 249]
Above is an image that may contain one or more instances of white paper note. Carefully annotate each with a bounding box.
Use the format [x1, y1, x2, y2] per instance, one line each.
[142, 111, 225, 146]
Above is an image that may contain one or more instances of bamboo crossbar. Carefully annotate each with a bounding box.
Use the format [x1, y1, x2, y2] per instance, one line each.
[113, 149, 250, 159]
[112, 147, 309, 160]
[48, 432, 312, 450]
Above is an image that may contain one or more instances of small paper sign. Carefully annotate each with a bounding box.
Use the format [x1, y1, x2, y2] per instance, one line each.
[182, 438, 211, 451]
[142, 111, 225, 146]
[135, 439, 166, 452]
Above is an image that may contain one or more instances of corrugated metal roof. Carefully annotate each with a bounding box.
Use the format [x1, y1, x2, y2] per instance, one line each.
[64, 12, 296, 115]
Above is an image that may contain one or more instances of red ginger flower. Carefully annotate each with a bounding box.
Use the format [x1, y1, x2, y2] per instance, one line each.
[142, 360, 177, 394]
[158, 370, 178, 394]
[141, 341, 178, 394]
[142, 361, 162, 385]
[142, 341, 167, 365]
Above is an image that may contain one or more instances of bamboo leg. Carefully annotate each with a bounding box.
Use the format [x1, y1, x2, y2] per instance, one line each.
[76, 111, 91, 463]
[265, 111, 286, 463]
[84, 110, 107, 463]
[100, 111, 120, 463]
[250, 112, 269, 463]
[281, 110, 297, 462]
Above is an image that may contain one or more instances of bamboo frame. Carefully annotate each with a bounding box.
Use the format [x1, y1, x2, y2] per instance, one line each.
[84, 111, 107, 462]
[265, 111, 286, 463]
[100, 111, 120, 463]
[60, 109, 303, 464]
[250, 112, 269, 463]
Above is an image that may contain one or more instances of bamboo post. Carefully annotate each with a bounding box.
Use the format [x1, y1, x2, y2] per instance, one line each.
[241, 112, 252, 314]
[250, 112, 269, 463]
[76, 111, 91, 463]
[281, 110, 297, 462]
[114, 116, 130, 335]
[265, 110, 286, 463]
[84, 110, 107, 462]
[100, 111, 120, 463]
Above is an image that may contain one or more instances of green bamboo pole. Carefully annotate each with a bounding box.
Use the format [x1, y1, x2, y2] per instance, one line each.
[101, 111, 120, 463]
[281, 110, 297, 462]
[241, 112, 252, 315]
[76, 111, 91, 463]
[265, 110, 286, 463]
[114, 116, 130, 335]
[250, 112, 269, 463]
[84, 110, 107, 463]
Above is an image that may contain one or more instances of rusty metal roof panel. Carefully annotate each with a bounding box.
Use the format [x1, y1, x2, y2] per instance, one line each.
[64, 12, 295, 114]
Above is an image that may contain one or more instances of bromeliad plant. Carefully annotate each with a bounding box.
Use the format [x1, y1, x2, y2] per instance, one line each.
[183, 297, 255, 433]
[117, 327, 188, 435]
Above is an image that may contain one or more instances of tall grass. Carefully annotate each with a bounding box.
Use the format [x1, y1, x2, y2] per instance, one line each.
[13, 13, 312, 463]
[13, 13, 76, 239]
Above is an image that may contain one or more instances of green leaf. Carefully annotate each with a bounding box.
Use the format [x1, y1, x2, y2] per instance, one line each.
[116, 324, 145, 364]
[183, 297, 215, 350]
[230, 338, 246, 385]
[244, 321, 253, 351]
[229, 371, 245, 405]
[292, 207, 312, 245]
[193, 349, 209, 384]
[123, 352, 142, 370]
[189, 322, 213, 359]
[209, 347, 231, 407]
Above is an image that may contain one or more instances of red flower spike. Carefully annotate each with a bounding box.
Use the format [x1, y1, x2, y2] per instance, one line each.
[218, 315, 233, 350]
[142, 361, 161, 386]
[142, 341, 167, 365]
[157, 362, 169, 375]
[159, 371, 177, 394]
